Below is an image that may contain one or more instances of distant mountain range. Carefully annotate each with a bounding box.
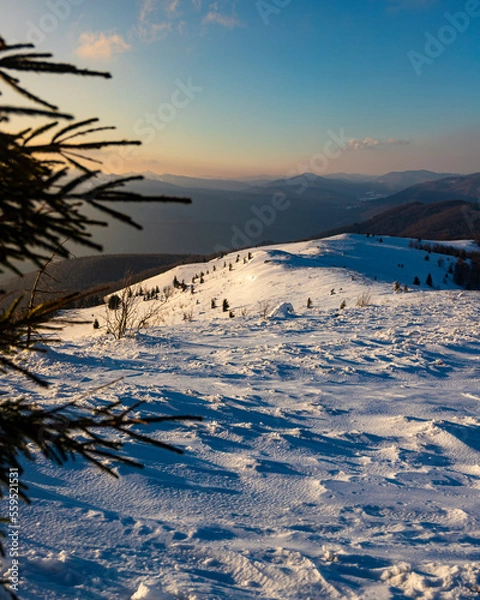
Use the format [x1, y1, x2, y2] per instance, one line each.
[4, 171, 479, 304]
[133, 169, 457, 195]
[365, 172, 480, 212]
[13, 169, 477, 268]
[372, 170, 457, 192]
[319, 200, 480, 242]
[124, 171, 270, 191]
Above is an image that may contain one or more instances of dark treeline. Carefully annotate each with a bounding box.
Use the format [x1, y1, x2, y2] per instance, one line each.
[409, 239, 480, 290]
[51, 252, 222, 310]
[453, 258, 480, 290]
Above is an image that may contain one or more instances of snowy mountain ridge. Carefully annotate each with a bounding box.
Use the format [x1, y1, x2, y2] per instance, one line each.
[67, 234, 474, 336]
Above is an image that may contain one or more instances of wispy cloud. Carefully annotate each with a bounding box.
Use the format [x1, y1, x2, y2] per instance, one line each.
[136, 21, 173, 42]
[135, 0, 243, 40]
[136, 0, 184, 41]
[202, 11, 242, 28]
[75, 32, 130, 60]
[202, 1, 244, 28]
[139, 0, 182, 21]
[139, 0, 156, 22]
[347, 137, 410, 151]
[165, 0, 181, 15]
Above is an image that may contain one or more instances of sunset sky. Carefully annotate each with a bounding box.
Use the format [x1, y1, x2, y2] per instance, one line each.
[2, 0, 480, 178]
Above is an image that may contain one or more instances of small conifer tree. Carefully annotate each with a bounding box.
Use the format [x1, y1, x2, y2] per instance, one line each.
[108, 294, 122, 310]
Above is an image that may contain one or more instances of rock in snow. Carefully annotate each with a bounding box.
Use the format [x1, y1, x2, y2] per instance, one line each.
[267, 302, 295, 319]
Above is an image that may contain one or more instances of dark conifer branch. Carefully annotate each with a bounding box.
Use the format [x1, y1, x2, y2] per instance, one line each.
[23, 121, 59, 144]
[0, 52, 112, 79]
[0, 35, 198, 584]
[0, 70, 58, 110]
[0, 106, 73, 119]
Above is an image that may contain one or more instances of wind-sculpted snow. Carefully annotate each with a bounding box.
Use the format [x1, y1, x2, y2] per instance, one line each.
[3, 235, 480, 599]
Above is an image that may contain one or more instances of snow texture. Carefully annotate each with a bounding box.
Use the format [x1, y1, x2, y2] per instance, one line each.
[1, 234, 480, 599]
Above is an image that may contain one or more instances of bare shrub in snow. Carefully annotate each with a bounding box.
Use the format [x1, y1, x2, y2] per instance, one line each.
[356, 291, 372, 307]
[104, 274, 162, 339]
[163, 285, 174, 300]
[258, 300, 272, 318]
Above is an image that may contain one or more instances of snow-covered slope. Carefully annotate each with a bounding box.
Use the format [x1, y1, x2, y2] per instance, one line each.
[66, 234, 469, 337]
[3, 234, 480, 599]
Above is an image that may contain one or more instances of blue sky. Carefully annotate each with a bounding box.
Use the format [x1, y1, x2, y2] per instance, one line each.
[2, 0, 480, 177]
